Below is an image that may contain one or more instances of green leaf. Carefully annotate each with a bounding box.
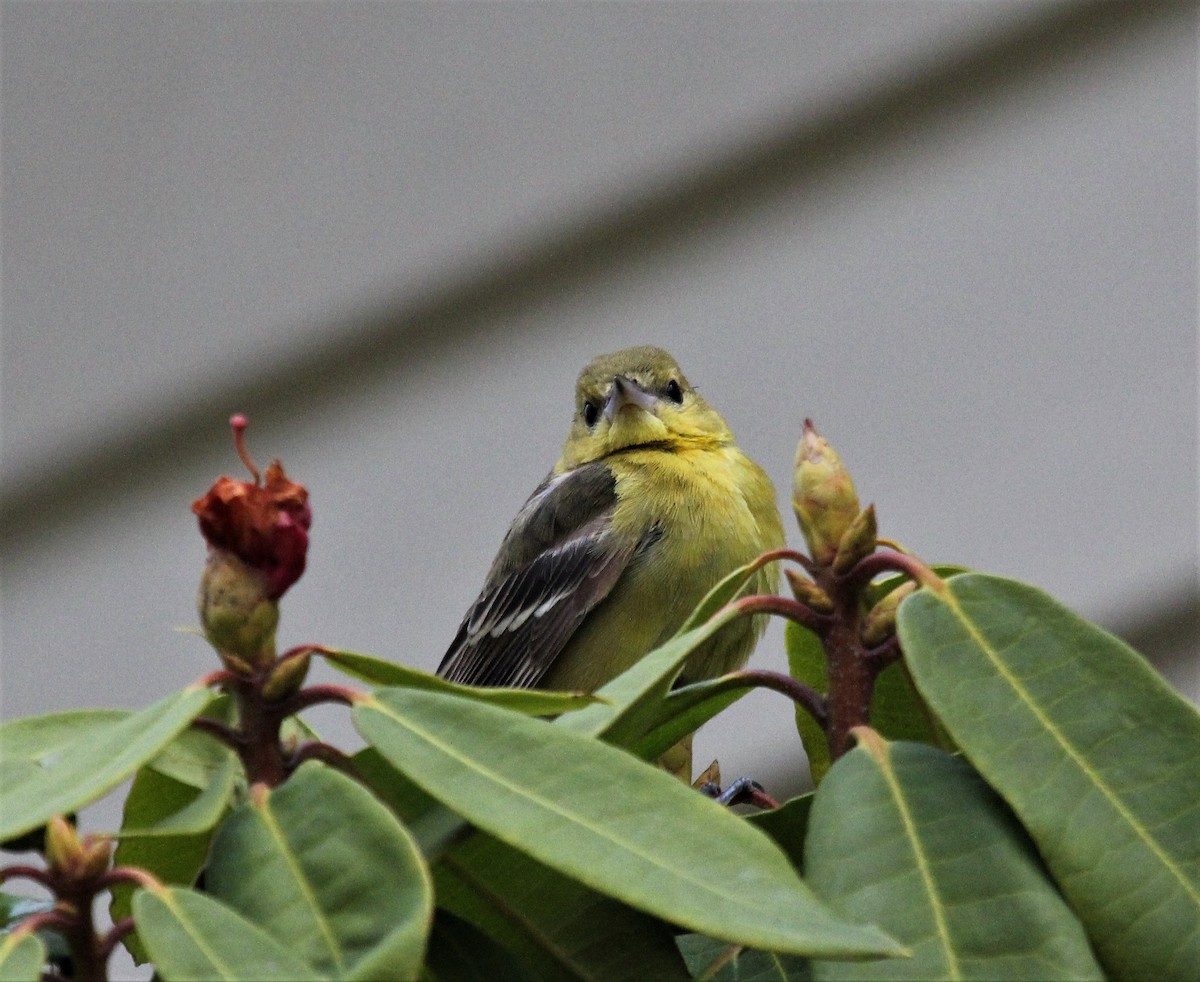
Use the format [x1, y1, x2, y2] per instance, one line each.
[556, 605, 745, 744]
[806, 734, 1103, 980]
[0, 898, 67, 966]
[118, 753, 238, 838]
[436, 830, 689, 981]
[350, 746, 467, 861]
[359, 746, 662, 979]
[747, 794, 812, 875]
[205, 761, 433, 981]
[677, 934, 811, 981]
[898, 573, 1200, 979]
[0, 895, 49, 931]
[865, 567, 962, 754]
[322, 648, 598, 715]
[132, 885, 322, 981]
[0, 928, 44, 982]
[630, 674, 752, 762]
[146, 702, 237, 790]
[0, 688, 214, 841]
[110, 766, 224, 963]
[865, 566, 969, 608]
[0, 709, 129, 762]
[868, 660, 953, 751]
[360, 731, 688, 979]
[785, 622, 830, 782]
[425, 910, 538, 982]
[354, 687, 901, 959]
[677, 555, 773, 635]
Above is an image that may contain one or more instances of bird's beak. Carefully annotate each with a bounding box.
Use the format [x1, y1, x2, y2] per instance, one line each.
[603, 375, 658, 423]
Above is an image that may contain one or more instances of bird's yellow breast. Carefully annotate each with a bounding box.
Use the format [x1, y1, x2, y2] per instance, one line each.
[540, 440, 784, 691]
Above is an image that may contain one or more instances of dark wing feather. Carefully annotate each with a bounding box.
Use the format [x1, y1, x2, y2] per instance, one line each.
[437, 463, 636, 688]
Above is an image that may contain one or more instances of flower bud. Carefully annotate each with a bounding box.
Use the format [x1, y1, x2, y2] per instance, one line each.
[861, 579, 917, 647]
[44, 816, 111, 881]
[192, 417, 311, 602]
[262, 650, 312, 702]
[784, 569, 834, 614]
[793, 420, 860, 566]
[832, 504, 878, 575]
[193, 417, 310, 668]
[44, 816, 81, 872]
[79, 834, 114, 881]
[197, 550, 279, 670]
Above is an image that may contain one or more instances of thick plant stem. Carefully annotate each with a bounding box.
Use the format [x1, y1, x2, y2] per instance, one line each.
[196, 667, 360, 788]
[821, 601, 874, 761]
[57, 883, 106, 982]
[232, 678, 289, 788]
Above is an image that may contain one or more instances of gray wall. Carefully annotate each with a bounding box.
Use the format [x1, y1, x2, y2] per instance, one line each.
[4, 0, 1197, 833]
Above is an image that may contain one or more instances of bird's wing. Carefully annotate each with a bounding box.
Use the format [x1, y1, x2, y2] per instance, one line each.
[436, 462, 645, 689]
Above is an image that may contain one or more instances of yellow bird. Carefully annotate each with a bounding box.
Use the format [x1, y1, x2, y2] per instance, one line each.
[437, 346, 784, 737]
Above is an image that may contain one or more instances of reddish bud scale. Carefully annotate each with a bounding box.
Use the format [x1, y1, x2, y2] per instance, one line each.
[193, 460, 311, 600]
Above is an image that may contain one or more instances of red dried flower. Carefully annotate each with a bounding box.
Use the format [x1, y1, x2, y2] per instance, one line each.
[192, 416, 312, 600]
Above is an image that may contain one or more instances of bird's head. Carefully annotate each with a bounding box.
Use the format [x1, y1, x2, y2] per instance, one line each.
[556, 346, 732, 470]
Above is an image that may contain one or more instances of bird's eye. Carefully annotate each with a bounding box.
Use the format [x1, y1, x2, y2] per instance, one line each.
[582, 401, 599, 426]
[665, 379, 684, 404]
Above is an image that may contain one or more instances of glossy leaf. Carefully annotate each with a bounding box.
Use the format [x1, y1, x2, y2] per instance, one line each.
[362, 731, 686, 977]
[677, 554, 774, 635]
[354, 687, 901, 959]
[747, 794, 812, 875]
[0, 928, 44, 982]
[0, 899, 66, 967]
[0, 896, 49, 931]
[899, 573, 1200, 979]
[630, 673, 751, 762]
[436, 829, 689, 981]
[677, 934, 811, 981]
[785, 622, 830, 782]
[0, 688, 214, 841]
[0, 709, 129, 762]
[556, 605, 745, 744]
[322, 648, 597, 715]
[133, 886, 321, 981]
[109, 765, 225, 963]
[806, 733, 1103, 980]
[424, 910, 538, 982]
[868, 660, 953, 751]
[205, 761, 433, 981]
[118, 753, 238, 838]
[145, 703, 237, 790]
[350, 747, 466, 860]
[866, 568, 961, 753]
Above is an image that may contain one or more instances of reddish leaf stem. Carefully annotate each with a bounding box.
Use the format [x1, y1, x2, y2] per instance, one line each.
[197, 668, 239, 689]
[98, 918, 136, 962]
[287, 741, 359, 778]
[726, 593, 832, 636]
[842, 549, 943, 593]
[188, 716, 240, 749]
[752, 547, 818, 575]
[12, 908, 73, 935]
[97, 867, 160, 893]
[862, 634, 903, 671]
[0, 864, 54, 888]
[723, 669, 827, 728]
[281, 684, 360, 716]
